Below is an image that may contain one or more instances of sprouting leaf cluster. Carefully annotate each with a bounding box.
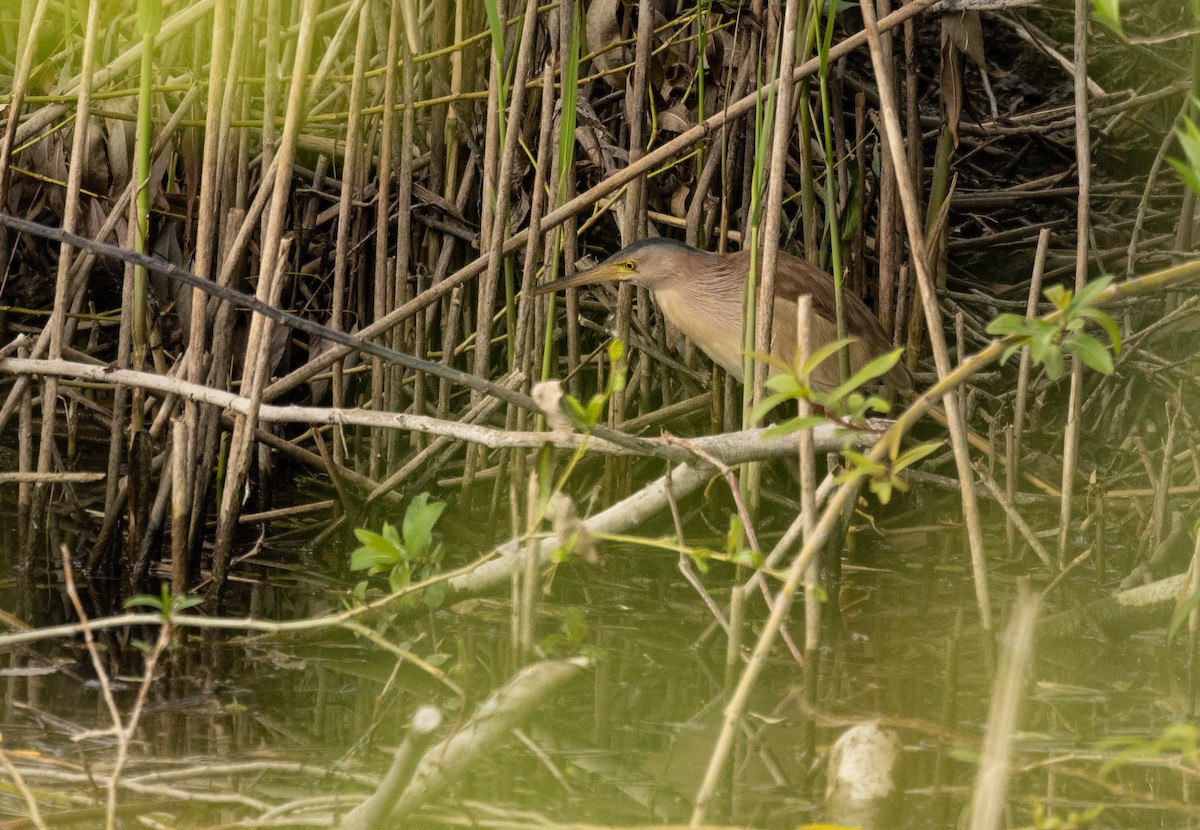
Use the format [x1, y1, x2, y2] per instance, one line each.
[1027, 799, 1104, 830]
[750, 339, 904, 433]
[561, 340, 626, 430]
[750, 339, 936, 506]
[986, 277, 1122, 380]
[125, 584, 204, 617]
[836, 441, 943, 506]
[350, 492, 447, 608]
[1098, 723, 1200, 779]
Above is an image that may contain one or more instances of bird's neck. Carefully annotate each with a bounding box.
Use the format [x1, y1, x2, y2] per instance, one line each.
[652, 255, 748, 380]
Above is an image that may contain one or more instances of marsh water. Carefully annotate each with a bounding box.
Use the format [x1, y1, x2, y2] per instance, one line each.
[0, 468, 1193, 829]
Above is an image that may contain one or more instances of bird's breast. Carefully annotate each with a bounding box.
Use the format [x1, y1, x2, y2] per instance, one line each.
[652, 285, 747, 381]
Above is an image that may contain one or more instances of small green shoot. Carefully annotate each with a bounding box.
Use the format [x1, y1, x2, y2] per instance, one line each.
[350, 492, 447, 607]
[561, 339, 626, 431]
[987, 276, 1122, 380]
[725, 514, 764, 569]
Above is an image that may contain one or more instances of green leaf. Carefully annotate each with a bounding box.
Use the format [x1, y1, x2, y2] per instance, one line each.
[764, 372, 801, 395]
[800, 337, 856, 378]
[1091, 0, 1121, 33]
[999, 341, 1024, 366]
[871, 480, 894, 505]
[1076, 308, 1122, 355]
[387, 563, 411, 593]
[353, 527, 393, 550]
[1043, 346, 1064, 380]
[1029, 327, 1057, 366]
[403, 493, 446, 561]
[1169, 115, 1200, 196]
[750, 390, 799, 423]
[1069, 274, 1115, 311]
[843, 348, 903, 390]
[893, 440, 944, 470]
[1167, 587, 1200, 645]
[986, 313, 1029, 336]
[1043, 283, 1071, 309]
[1168, 156, 1200, 196]
[351, 547, 397, 573]
[1065, 332, 1114, 375]
[762, 415, 829, 439]
[125, 594, 165, 612]
[562, 395, 588, 425]
[424, 582, 448, 609]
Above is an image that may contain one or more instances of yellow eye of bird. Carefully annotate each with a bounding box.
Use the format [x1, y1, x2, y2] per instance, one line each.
[623, 261, 635, 270]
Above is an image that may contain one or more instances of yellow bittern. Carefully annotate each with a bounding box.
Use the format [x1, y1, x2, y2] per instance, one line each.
[535, 237, 910, 391]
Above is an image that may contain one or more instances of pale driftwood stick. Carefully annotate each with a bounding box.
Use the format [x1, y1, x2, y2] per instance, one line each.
[449, 424, 876, 599]
[0, 472, 106, 485]
[371, 659, 587, 827]
[930, 0, 1039, 10]
[1040, 572, 1189, 639]
[0, 358, 873, 461]
[334, 705, 442, 830]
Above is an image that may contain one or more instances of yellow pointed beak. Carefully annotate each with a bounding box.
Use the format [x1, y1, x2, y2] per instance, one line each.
[532, 262, 629, 295]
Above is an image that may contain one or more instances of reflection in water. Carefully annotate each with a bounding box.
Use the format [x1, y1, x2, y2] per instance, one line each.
[0, 502, 1193, 828]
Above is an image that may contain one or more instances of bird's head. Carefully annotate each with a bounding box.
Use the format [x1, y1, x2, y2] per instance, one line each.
[533, 237, 704, 294]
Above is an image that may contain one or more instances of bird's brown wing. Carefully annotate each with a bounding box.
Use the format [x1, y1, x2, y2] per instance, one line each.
[769, 254, 886, 350]
[769, 251, 912, 391]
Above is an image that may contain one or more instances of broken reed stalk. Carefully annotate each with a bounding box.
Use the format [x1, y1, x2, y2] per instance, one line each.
[1057, 0, 1093, 567]
[1007, 227, 1050, 552]
[858, 0, 991, 634]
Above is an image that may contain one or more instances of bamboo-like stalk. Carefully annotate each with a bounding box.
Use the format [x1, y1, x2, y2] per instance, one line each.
[390, 16, 418, 469]
[210, 0, 321, 601]
[330, 2, 372, 468]
[796, 295, 820, 762]
[863, 3, 993, 634]
[1007, 227, 1049, 549]
[17, 340, 34, 620]
[370, 0, 402, 479]
[0, 0, 51, 280]
[472, 0, 540, 496]
[30, 0, 102, 552]
[755, 0, 802, 404]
